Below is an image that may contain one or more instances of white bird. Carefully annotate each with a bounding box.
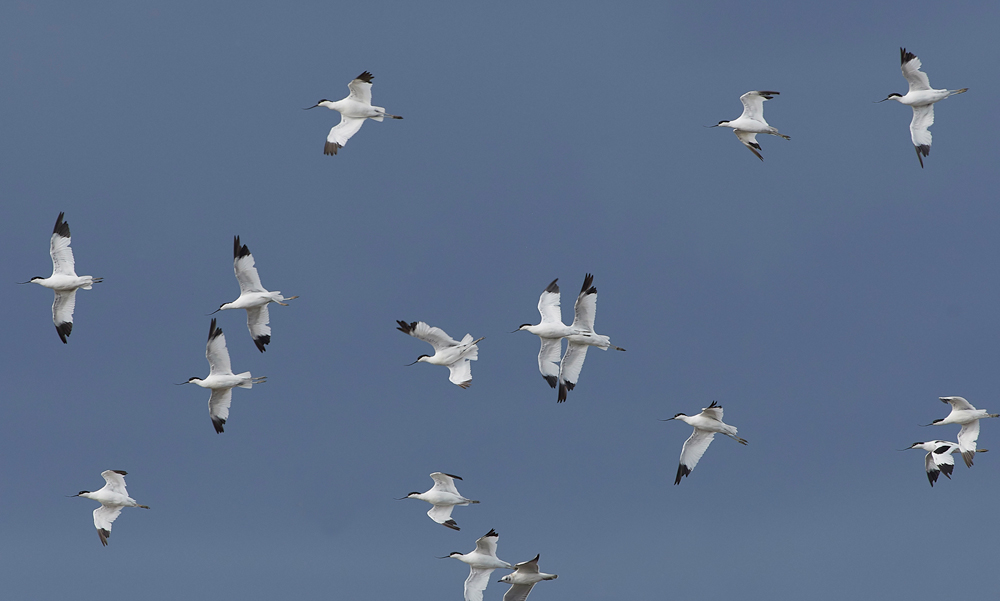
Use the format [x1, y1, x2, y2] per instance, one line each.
[878, 48, 967, 168]
[711, 90, 790, 161]
[498, 554, 558, 601]
[305, 71, 402, 155]
[70, 470, 148, 546]
[443, 529, 512, 601]
[556, 274, 625, 403]
[924, 396, 998, 467]
[398, 472, 480, 530]
[514, 279, 572, 388]
[396, 320, 483, 388]
[20, 212, 102, 343]
[903, 440, 988, 487]
[211, 236, 297, 352]
[179, 319, 266, 433]
[663, 401, 748, 485]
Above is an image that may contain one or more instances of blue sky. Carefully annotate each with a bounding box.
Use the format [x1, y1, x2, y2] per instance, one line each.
[3, 1, 1000, 599]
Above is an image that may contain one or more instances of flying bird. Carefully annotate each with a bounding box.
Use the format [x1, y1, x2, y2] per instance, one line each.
[396, 320, 483, 388]
[924, 396, 998, 467]
[212, 236, 297, 352]
[878, 48, 967, 168]
[179, 319, 266, 433]
[556, 274, 625, 403]
[444, 529, 512, 601]
[305, 71, 402, 155]
[903, 440, 988, 487]
[710, 90, 790, 161]
[663, 401, 748, 485]
[21, 212, 102, 343]
[70, 470, 149, 546]
[514, 279, 572, 388]
[498, 554, 558, 601]
[398, 472, 480, 530]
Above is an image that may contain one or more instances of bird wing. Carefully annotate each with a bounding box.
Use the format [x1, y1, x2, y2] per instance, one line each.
[922, 451, 940, 486]
[537, 337, 562, 388]
[734, 130, 764, 161]
[49, 213, 77, 276]
[537, 279, 562, 324]
[700, 403, 724, 421]
[909, 104, 934, 149]
[464, 567, 496, 601]
[430, 472, 461, 494]
[347, 71, 374, 105]
[570, 279, 597, 331]
[900, 50, 931, 92]
[957, 420, 980, 467]
[100, 470, 129, 495]
[93, 504, 123, 545]
[427, 503, 456, 525]
[233, 247, 266, 294]
[558, 341, 590, 390]
[513, 554, 540, 574]
[402, 321, 460, 352]
[246, 305, 271, 352]
[503, 583, 536, 601]
[475, 531, 500, 558]
[930, 445, 956, 471]
[327, 114, 366, 148]
[52, 289, 77, 343]
[208, 388, 233, 433]
[942, 396, 974, 411]
[447, 359, 473, 389]
[739, 91, 776, 122]
[679, 429, 716, 474]
[206, 323, 233, 376]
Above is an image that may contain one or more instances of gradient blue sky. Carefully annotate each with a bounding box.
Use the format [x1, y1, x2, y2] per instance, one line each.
[3, 1, 1000, 599]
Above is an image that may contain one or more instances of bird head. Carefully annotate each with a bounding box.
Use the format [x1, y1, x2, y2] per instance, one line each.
[405, 355, 430, 366]
[17, 276, 45, 284]
[512, 323, 533, 333]
[498, 574, 514, 584]
[176, 377, 200, 385]
[876, 93, 903, 103]
[395, 492, 421, 500]
[304, 99, 332, 110]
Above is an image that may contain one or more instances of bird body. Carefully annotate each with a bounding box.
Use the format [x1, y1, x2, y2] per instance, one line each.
[927, 396, 998, 467]
[446, 529, 512, 601]
[71, 470, 149, 546]
[499, 554, 558, 601]
[879, 48, 967, 167]
[22, 212, 102, 343]
[515, 279, 573, 388]
[401, 472, 480, 530]
[397, 320, 483, 388]
[712, 91, 790, 161]
[665, 401, 747, 484]
[306, 71, 402, 155]
[181, 319, 266, 433]
[904, 440, 988, 486]
[215, 236, 297, 352]
[555, 274, 624, 402]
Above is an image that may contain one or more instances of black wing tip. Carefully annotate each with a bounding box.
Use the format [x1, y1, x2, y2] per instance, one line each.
[927, 470, 938, 486]
[544, 278, 559, 294]
[209, 318, 222, 340]
[457, 379, 472, 389]
[443, 473, 463, 480]
[707, 401, 720, 409]
[98, 528, 110, 546]
[941, 463, 955, 477]
[396, 320, 417, 334]
[212, 416, 226, 434]
[324, 141, 341, 155]
[580, 273, 594, 294]
[356, 71, 374, 82]
[56, 321, 72, 343]
[254, 335, 270, 353]
[53, 212, 71, 237]
[111, 470, 128, 476]
[483, 528, 498, 538]
[900, 47, 917, 65]
[543, 375, 558, 388]
[674, 464, 692, 485]
[234, 236, 251, 259]
[757, 90, 780, 98]
[443, 520, 460, 531]
[557, 382, 568, 402]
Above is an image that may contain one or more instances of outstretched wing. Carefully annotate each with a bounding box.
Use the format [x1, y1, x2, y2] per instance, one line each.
[537, 279, 562, 324]
[464, 567, 496, 601]
[246, 305, 271, 352]
[957, 421, 980, 467]
[676, 429, 716, 484]
[100, 470, 129, 495]
[503, 583, 536, 601]
[738, 90, 777, 122]
[396, 320, 460, 352]
[735, 130, 764, 161]
[52, 289, 77, 343]
[206, 320, 233, 376]
[325, 115, 366, 155]
[93, 505, 123, 546]
[233, 236, 266, 294]
[909, 104, 934, 162]
[49, 212, 77, 277]
[538, 337, 562, 388]
[430, 472, 461, 494]
[570, 274, 597, 331]
[557, 341, 589, 402]
[347, 71, 374, 105]
[427, 503, 457, 527]
[900, 48, 931, 92]
[447, 359, 473, 389]
[208, 388, 233, 434]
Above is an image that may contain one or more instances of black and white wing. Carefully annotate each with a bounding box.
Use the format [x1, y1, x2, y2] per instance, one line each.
[233, 236, 265, 294]
[700, 401, 724, 421]
[246, 305, 271, 352]
[941, 396, 976, 411]
[325, 115, 366, 155]
[447, 359, 473, 389]
[464, 567, 496, 601]
[430, 472, 462, 495]
[957, 421, 981, 467]
[427, 503, 459, 530]
[735, 130, 764, 161]
[570, 274, 597, 331]
[538, 338, 562, 388]
[557, 341, 589, 402]
[675, 429, 716, 485]
[396, 320, 460, 353]
[738, 90, 777, 123]
[537, 279, 562, 324]
[347, 71, 374, 105]
[52, 289, 77, 343]
[49, 212, 77, 277]
[100, 470, 129, 496]
[93, 504, 123, 546]
[900, 48, 931, 93]
[208, 388, 232, 434]
[205, 319, 233, 376]
[909, 104, 934, 168]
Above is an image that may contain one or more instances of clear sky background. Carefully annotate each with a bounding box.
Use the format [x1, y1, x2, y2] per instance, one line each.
[2, 1, 999, 599]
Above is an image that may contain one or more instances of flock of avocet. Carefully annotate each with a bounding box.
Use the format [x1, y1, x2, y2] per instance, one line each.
[20, 47, 981, 601]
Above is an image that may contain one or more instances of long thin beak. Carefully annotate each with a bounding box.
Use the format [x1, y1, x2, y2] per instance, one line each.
[404, 360, 419, 366]
[16, 280, 32, 284]
[509, 329, 521, 333]
[207, 308, 222, 315]
[657, 417, 676, 422]
[394, 496, 410, 500]
[304, 104, 320, 110]
[874, 98, 890, 103]
[918, 423, 934, 427]
[436, 556, 452, 560]
[705, 124, 720, 128]
[175, 381, 190, 385]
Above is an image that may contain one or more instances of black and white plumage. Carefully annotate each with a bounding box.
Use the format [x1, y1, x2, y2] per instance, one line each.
[878, 48, 967, 168]
[925, 396, 998, 467]
[445, 529, 512, 601]
[664, 401, 748, 485]
[904, 440, 988, 487]
[396, 320, 483, 388]
[557, 274, 625, 403]
[711, 91, 790, 161]
[213, 236, 297, 352]
[71, 470, 149, 546]
[498, 554, 558, 601]
[305, 71, 403, 155]
[514, 279, 571, 388]
[22, 212, 102, 343]
[179, 319, 266, 433]
[399, 472, 480, 530]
